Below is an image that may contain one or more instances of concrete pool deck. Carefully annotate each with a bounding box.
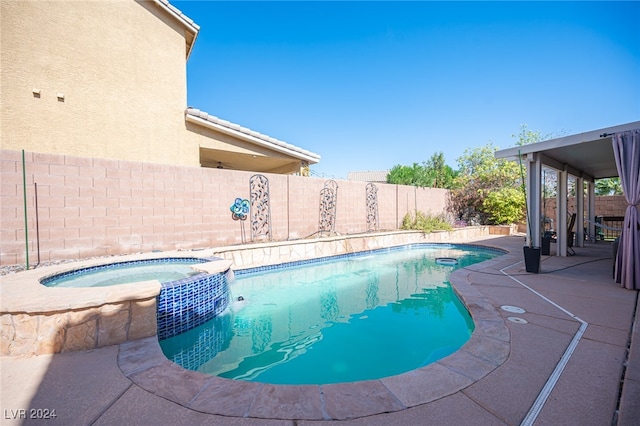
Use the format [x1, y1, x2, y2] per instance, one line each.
[1, 235, 639, 425]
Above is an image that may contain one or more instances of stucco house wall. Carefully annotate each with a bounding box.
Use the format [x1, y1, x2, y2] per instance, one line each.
[1, 0, 199, 167]
[2, 1, 318, 174]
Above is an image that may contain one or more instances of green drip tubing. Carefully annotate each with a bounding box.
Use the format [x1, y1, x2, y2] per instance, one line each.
[22, 149, 30, 270]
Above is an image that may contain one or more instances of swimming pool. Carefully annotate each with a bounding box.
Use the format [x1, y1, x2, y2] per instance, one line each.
[160, 244, 502, 385]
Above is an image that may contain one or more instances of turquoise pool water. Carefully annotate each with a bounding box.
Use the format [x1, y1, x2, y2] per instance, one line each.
[160, 245, 501, 385]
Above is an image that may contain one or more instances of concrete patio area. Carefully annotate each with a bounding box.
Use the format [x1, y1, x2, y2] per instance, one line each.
[1, 235, 638, 425]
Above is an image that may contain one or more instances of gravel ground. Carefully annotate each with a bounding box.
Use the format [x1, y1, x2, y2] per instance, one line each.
[0, 264, 30, 276]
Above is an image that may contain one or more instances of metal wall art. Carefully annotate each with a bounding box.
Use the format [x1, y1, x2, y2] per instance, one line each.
[365, 182, 379, 232]
[230, 198, 250, 243]
[249, 174, 272, 241]
[318, 180, 338, 236]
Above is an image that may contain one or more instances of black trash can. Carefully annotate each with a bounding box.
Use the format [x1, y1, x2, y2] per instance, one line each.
[541, 233, 552, 256]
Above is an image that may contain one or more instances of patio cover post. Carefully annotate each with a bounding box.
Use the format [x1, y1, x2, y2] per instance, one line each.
[587, 181, 595, 241]
[526, 153, 542, 248]
[576, 176, 584, 247]
[557, 168, 568, 256]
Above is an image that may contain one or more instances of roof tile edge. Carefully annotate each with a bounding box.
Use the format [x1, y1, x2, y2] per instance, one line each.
[185, 108, 321, 162]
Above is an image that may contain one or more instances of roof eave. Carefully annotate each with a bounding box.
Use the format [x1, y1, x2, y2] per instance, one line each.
[185, 112, 321, 165]
[495, 121, 640, 160]
[154, 0, 200, 60]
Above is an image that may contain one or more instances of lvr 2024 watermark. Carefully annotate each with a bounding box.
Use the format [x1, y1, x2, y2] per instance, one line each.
[4, 408, 57, 420]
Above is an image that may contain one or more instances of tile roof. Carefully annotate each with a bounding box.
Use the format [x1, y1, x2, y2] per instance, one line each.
[347, 171, 390, 182]
[155, 0, 200, 59]
[185, 108, 321, 164]
[156, 0, 199, 30]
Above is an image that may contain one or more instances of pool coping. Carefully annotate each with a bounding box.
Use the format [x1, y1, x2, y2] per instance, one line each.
[117, 246, 512, 421]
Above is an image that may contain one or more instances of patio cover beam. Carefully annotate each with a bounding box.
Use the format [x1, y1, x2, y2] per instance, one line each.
[539, 153, 594, 182]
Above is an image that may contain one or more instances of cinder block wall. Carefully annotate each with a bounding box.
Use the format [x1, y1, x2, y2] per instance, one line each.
[543, 196, 629, 220]
[0, 150, 448, 266]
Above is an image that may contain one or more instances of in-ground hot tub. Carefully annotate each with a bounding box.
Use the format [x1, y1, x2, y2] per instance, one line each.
[0, 252, 233, 356]
[41, 258, 209, 288]
[39, 257, 235, 340]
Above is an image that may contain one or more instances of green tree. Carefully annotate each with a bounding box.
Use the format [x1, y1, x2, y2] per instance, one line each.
[512, 123, 550, 146]
[387, 152, 457, 189]
[448, 127, 549, 225]
[423, 152, 458, 189]
[595, 177, 623, 195]
[386, 164, 413, 185]
[449, 142, 521, 224]
[542, 168, 558, 198]
[387, 163, 430, 187]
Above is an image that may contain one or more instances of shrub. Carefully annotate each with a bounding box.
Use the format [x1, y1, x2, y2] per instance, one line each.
[482, 187, 525, 225]
[401, 211, 453, 232]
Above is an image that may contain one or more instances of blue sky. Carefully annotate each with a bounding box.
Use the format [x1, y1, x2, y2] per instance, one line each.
[174, 1, 640, 179]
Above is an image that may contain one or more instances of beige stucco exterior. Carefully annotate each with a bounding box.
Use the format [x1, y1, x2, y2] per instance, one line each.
[1, 0, 198, 165]
[1, 0, 319, 174]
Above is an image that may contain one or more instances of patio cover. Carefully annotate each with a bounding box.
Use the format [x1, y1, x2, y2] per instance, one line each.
[495, 121, 639, 287]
